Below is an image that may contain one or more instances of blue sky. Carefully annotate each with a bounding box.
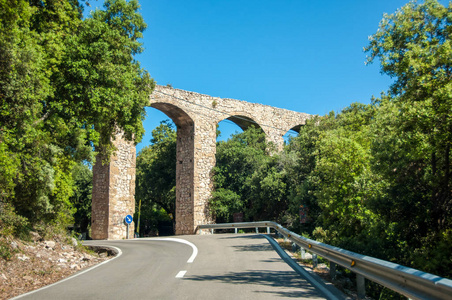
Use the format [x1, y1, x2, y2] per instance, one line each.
[88, 0, 449, 152]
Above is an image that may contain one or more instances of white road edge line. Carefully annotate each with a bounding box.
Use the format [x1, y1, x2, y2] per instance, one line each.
[150, 238, 198, 263]
[10, 245, 123, 300]
[175, 270, 187, 278]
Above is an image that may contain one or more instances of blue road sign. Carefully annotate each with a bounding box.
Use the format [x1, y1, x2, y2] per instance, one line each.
[124, 214, 133, 224]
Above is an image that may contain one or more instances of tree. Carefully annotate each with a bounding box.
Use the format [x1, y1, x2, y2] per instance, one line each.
[281, 116, 323, 233]
[365, 0, 452, 276]
[311, 104, 390, 255]
[70, 163, 92, 237]
[0, 0, 153, 232]
[211, 127, 288, 222]
[135, 121, 176, 234]
[55, 0, 154, 158]
[0, 0, 80, 226]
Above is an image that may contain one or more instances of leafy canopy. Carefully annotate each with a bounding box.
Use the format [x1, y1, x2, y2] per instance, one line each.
[0, 0, 153, 231]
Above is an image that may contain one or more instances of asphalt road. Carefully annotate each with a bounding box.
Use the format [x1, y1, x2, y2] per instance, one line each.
[14, 234, 345, 300]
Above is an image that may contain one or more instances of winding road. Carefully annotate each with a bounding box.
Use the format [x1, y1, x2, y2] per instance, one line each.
[14, 234, 346, 300]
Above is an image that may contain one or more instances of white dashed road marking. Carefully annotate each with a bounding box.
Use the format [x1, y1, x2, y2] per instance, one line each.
[175, 270, 187, 278]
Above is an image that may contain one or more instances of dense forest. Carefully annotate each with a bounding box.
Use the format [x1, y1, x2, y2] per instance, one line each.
[0, 0, 153, 240]
[1, 0, 451, 297]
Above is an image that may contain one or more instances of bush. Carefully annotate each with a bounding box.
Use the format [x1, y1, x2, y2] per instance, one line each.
[0, 202, 29, 238]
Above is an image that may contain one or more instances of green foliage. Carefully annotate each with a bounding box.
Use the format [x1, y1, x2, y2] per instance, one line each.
[210, 188, 242, 223]
[211, 127, 289, 222]
[269, 2, 452, 285]
[135, 121, 176, 235]
[0, 0, 153, 234]
[0, 202, 29, 238]
[69, 163, 92, 236]
[134, 204, 172, 236]
[56, 0, 154, 156]
[364, 0, 452, 276]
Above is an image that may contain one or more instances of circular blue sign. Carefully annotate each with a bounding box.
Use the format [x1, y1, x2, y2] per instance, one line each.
[124, 214, 133, 224]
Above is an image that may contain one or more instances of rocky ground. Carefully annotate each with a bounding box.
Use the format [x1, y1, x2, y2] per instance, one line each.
[0, 234, 111, 300]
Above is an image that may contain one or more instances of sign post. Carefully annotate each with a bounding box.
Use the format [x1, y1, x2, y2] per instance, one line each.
[124, 214, 133, 239]
[299, 205, 309, 224]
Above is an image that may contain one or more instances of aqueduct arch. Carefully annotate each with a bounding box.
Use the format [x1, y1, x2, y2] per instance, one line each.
[91, 85, 311, 239]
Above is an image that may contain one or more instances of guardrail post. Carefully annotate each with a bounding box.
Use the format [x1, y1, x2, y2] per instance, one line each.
[312, 254, 318, 269]
[267, 227, 270, 234]
[357, 274, 365, 299]
[211, 229, 214, 234]
[235, 228, 238, 234]
[329, 262, 336, 279]
[292, 242, 299, 252]
[255, 227, 258, 233]
[300, 247, 306, 259]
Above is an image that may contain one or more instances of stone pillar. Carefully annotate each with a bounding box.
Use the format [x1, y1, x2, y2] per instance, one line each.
[91, 155, 110, 239]
[174, 119, 215, 235]
[193, 120, 216, 232]
[175, 124, 195, 235]
[266, 129, 285, 152]
[91, 132, 136, 240]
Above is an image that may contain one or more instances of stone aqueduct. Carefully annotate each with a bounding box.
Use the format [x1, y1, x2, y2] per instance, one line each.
[91, 85, 311, 240]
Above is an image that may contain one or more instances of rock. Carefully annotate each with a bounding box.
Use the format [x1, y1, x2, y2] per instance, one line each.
[23, 276, 33, 281]
[37, 251, 47, 258]
[10, 241, 18, 250]
[1, 273, 7, 280]
[70, 264, 80, 270]
[44, 241, 56, 249]
[99, 252, 107, 258]
[17, 255, 30, 261]
[57, 258, 67, 263]
[30, 231, 41, 241]
[71, 237, 78, 247]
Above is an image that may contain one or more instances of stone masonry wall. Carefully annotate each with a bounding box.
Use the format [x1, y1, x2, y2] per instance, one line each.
[148, 85, 310, 235]
[91, 155, 110, 240]
[92, 85, 310, 239]
[175, 124, 195, 234]
[91, 132, 136, 240]
[108, 134, 136, 239]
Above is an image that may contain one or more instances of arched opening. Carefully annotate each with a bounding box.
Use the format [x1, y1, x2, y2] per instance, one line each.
[212, 115, 266, 224]
[135, 104, 194, 236]
[216, 119, 242, 142]
[283, 124, 303, 144]
[217, 115, 264, 141]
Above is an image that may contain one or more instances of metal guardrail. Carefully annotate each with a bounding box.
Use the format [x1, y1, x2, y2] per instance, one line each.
[197, 221, 452, 300]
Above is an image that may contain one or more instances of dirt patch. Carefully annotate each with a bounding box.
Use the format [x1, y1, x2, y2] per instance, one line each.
[0, 235, 111, 299]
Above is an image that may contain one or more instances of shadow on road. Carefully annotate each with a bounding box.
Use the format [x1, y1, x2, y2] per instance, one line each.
[183, 270, 322, 298]
[218, 234, 276, 252]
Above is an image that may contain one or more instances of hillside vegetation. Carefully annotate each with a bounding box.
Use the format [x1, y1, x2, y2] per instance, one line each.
[0, 0, 153, 252]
